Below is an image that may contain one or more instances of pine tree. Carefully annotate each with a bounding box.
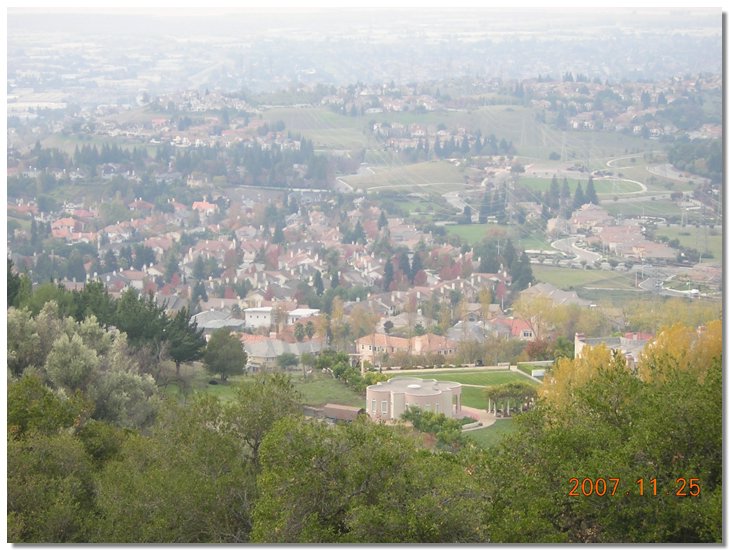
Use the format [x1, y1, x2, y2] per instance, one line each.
[313, 270, 324, 296]
[378, 210, 388, 230]
[382, 259, 394, 291]
[585, 176, 599, 205]
[573, 182, 586, 210]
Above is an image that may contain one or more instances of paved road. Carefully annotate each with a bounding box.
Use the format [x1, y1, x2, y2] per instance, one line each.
[551, 236, 603, 264]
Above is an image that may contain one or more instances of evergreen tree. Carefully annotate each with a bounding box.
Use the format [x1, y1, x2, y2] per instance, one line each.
[378, 211, 388, 230]
[560, 178, 571, 205]
[382, 258, 394, 291]
[272, 220, 285, 245]
[572, 182, 586, 210]
[410, 252, 423, 284]
[8, 259, 21, 309]
[313, 270, 324, 296]
[103, 250, 118, 274]
[398, 251, 411, 282]
[203, 328, 247, 381]
[166, 306, 206, 377]
[585, 176, 599, 205]
[462, 205, 472, 224]
[548, 175, 560, 211]
[193, 255, 206, 280]
[66, 250, 87, 283]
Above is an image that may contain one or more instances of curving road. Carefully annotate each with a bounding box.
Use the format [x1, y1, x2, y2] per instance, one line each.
[551, 236, 603, 264]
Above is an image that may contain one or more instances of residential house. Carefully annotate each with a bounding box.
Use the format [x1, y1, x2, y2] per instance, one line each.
[354, 333, 457, 364]
[244, 306, 273, 330]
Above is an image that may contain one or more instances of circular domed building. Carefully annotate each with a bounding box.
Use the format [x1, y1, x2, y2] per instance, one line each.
[366, 377, 462, 421]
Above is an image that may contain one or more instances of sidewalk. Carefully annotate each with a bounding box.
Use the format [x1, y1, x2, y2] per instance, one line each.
[459, 405, 497, 430]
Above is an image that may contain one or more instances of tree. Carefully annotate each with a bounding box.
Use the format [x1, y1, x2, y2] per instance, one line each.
[114, 288, 168, 348]
[513, 293, 554, 341]
[72, 280, 115, 326]
[383, 320, 394, 334]
[193, 255, 206, 280]
[8, 431, 96, 542]
[8, 372, 91, 438]
[166, 306, 206, 377]
[45, 333, 100, 393]
[164, 253, 180, 283]
[93, 396, 256, 542]
[8, 258, 22, 308]
[484, 324, 721, 543]
[585, 175, 599, 205]
[272, 220, 285, 245]
[410, 252, 424, 284]
[349, 304, 377, 339]
[511, 252, 534, 291]
[87, 333, 160, 429]
[478, 288, 493, 319]
[222, 373, 301, 467]
[203, 328, 247, 381]
[382, 258, 394, 291]
[276, 353, 299, 370]
[251, 416, 488, 543]
[572, 182, 586, 210]
[305, 321, 316, 340]
[548, 175, 560, 211]
[313, 270, 325, 296]
[294, 323, 306, 342]
[378, 210, 388, 230]
[132, 244, 156, 271]
[64, 250, 86, 283]
[462, 205, 472, 224]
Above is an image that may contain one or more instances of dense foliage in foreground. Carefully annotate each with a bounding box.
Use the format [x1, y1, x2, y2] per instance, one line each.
[7, 297, 722, 542]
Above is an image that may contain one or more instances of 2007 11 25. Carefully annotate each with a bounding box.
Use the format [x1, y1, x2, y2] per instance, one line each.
[568, 477, 701, 497]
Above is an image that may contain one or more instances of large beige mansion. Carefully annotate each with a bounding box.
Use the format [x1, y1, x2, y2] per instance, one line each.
[354, 333, 457, 365]
[365, 377, 463, 421]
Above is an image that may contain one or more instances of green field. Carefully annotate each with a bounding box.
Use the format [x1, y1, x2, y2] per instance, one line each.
[445, 223, 551, 249]
[517, 176, 642, 195]
[164, 367, 364, 407]
[460, 385, 490, 409]
[403, 371, 539, 387]
[262, 104, 657, 164]
[654, 226, 722, 262]
[464, 419, 518, 448]
[293, 376, 365, 407]
[343, 160, 465, 191]
[531, 265, 637, 290]
[602, 199, 684, 218]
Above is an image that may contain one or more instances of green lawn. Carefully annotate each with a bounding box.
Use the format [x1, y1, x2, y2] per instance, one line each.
[460, 385, 490, 409]
[342, 160, 465, 190]
[293, 376, 365, 407]
[654, 226, 722, 262]
[404, 371, 539, 387]
[162, 363, 251, 402]
[602, 199, 683, 218]
[517, 176, 642, 195]
[465, 419, 518, 448]
[445, 223, 550, 249]
[531, 265, 637, 290]
[445, 224, 494, 245]
[164, 366, 364, 408]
